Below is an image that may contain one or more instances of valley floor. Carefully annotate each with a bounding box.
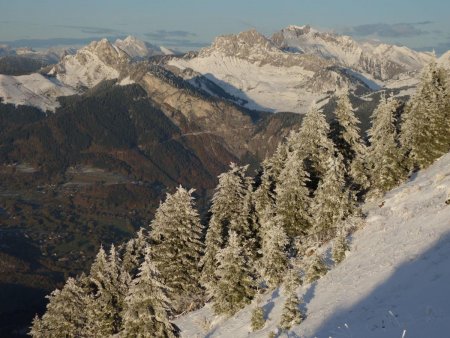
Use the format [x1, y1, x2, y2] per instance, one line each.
[176, 153, 450, 338]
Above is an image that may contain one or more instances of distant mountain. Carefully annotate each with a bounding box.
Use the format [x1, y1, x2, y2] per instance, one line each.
[114, 36, 175, 59]
[166, 25, 440, 113]
[272, 25, 433, 80]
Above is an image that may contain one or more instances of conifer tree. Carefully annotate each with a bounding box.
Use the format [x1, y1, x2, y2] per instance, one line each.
[401, 61, 450, 169]
[311, 154, 354, 241]
[275, 150, 312, 237]
[85, 246, 116, 336]
[251, 305, 266, 331]
[150, 186, 204, 313]
[122, 248, 177, 338]
[259, 207, 289, 287]
[331, 91, 370, 190]
[122, 228, 148, 277]
[201, 164, 254, 291]
[211, 231, 256, 316]
[332, 233, 349, 264]
[280, 270, 304, 330]
[305, 254, 328, 284]
[295, 106, 335, 181]
[30, 278, 88, 337]
[368, 95, 407, 196]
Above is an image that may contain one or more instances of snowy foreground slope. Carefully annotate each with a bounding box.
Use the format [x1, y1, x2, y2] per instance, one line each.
[176, 153, 450, 338]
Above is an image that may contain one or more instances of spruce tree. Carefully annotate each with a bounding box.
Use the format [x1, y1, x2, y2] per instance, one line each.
[311, 154, 354, 241]
[332, 233, 349, 264]
[85, 246, 116, 336]
[305, 254, 328, 284]
[259, 207, 289, 287]
[201, 164, 254, 291]
[211, 231, 256, 316]
[30, 278, 88, 337]
[368, 95, 407, 196]
[280, 270, 304, 330]
[401, 61, 450, 169]
[331, 91, 370, 190]
[275, 150, 312, 237]
[251, 305, 266, 331]
[122, 248, 177, 338]
[150, 186, 204, 313]
[295, 106, 335, 182]
[122, 228, 148, 277]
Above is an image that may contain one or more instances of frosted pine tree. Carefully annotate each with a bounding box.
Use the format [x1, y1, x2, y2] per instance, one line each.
[331, 91, 369, 190]
[332, 233, 349, 264]
[251, 305, 266, 331]
[122, 228, 148, 277]
[30, 277, 88, 337]
[275, 150, 312, 237]
[201, 163, 254, 291]
[122, 248, 177, 338]
[295, 106, 335, 182]
[85, 246, 116, 336]
[311, 154, 354, 241]
[212, 231, 256, 316]
[280, 269, 304, 330]
[254, 140, 289, 219]
[259, 207, 289, 287]
[368, 95, 407, 196]
[305, 254, 328, 284]
[401, 61, 450, 169]
[150, 186, 204, 313]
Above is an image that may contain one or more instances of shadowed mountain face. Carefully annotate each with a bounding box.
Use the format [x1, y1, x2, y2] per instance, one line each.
[0, 76, 302, 336]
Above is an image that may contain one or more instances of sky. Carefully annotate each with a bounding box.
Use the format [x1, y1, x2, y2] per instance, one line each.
[1, 0, 450, 53]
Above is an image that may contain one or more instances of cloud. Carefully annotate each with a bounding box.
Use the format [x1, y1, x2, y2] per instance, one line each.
[144, 30, 207, 50]
[56, 25, 123, 35]
[0, 36, 126, 49]
[145, 30, 197, 40]
[344, 22, 433, 38]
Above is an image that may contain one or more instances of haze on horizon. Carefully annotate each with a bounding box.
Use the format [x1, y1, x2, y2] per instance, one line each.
[1, 0, 450, 53]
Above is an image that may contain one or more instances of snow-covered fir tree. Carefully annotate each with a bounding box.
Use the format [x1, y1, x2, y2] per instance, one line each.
[280, 269, 304, 330]
[401, 61, 450, 169]
[294, 106, 335, 182]
[201, 163, 254, 291]
[29, 277, 88, 337]
[305, 254, 328, 284]
[259, 206, 289, 287]
[368, 95, 407, 196]
[311, 154, 355, 241]
[150, 186, 204, 313]
[251, 306, 266, 331]
[85, 246, 117, 336]
[122, 248, 177, 338]
[275, 150, 312, 238]
[331, 91, 370, 190]
[122, 228, 148, 277]
[332, 233, 350, 264]
[211, 231, 256, 316]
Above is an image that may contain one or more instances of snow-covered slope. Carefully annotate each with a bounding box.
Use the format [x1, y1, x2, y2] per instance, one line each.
[48, 38, 129, 89]
[438, 51, 450, 69]
[0, 73, 76, 111]
[176, 152, 450, 338]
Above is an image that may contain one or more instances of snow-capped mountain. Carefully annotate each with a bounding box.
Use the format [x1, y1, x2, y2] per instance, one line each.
[438, 50, 450, 69]
[114, 36, 174, 59]
[176, 151, 450, 338]
[167, 25, 439, 113]
[48, 38, 130, 89]
[168, 29, 373, 113]
[272, 25, 433, 80]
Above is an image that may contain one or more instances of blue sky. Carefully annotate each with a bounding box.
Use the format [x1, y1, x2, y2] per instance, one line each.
[1, 0, 450, 53]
